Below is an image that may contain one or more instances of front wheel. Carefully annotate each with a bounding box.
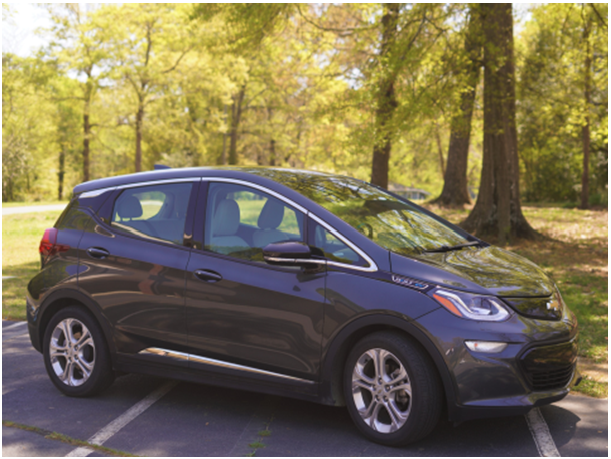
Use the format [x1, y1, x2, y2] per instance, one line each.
[344, 331, 443, 446]
[43, 306, 114, 397]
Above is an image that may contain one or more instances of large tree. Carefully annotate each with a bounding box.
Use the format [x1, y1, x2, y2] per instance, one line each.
[101, 3, 196, 172]
[433, 7, 482, 207]
[462, 3, 537, 243]
[45, 4, 109, 182]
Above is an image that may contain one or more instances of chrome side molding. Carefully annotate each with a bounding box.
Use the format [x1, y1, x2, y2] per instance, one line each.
[139, 347, 315, 384]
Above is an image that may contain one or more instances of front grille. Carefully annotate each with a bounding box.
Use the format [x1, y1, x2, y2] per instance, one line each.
[528, 364, 575, 391]
[520, 337, 578, 391]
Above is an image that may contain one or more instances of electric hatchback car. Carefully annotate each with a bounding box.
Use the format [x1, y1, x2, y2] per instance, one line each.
[27, 167, 580, 445]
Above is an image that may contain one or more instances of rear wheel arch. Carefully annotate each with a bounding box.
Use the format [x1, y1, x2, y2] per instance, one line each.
[38, 290, 116, 364]
[320, 314, 457, 419]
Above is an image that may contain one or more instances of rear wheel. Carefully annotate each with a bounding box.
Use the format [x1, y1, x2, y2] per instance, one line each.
[344, 331, 442, 445]
[43, 306, 114, 397]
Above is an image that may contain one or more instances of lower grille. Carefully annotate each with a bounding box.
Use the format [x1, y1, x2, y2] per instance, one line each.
[520, 337, 578, 391]
[528, 364, 575, 391]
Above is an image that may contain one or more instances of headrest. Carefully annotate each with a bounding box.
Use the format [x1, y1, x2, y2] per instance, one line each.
[257, 199, 285, 230]
[118, 196, 143, 219]
[213, 199, 240, 236]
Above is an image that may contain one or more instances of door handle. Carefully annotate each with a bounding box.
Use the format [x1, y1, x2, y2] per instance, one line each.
[87, 247, 110, 259]
[194, 269, 223, 283]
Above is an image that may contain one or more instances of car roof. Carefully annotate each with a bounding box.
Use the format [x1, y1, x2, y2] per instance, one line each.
[72, 166, 340, 195]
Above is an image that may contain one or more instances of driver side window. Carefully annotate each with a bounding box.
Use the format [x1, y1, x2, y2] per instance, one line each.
[204, 182, 305, 262]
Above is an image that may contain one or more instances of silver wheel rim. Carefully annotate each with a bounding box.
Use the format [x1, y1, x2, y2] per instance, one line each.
[351, 348, 411, 433]
[49, 318, 95, 387]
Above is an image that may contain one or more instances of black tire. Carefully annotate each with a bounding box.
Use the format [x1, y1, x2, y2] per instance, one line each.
[344, 331, 443, 446]
[43, 306, 114, 397]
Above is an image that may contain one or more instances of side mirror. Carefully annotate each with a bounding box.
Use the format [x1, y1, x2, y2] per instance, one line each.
[263, 241, 325, 267]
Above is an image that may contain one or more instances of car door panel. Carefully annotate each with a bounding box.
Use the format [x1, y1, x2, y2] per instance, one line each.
[77, 182, 196, 363]
[185, 253, 326, 378]
[185, 180, 326, 380]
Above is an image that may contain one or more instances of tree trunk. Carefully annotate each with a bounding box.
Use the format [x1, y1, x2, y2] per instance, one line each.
[370, 3, 399, 190]
[135, 102, 144, 172]
[58, 148, 65, 200]
[221, 104, 228, 165]
[269, 139, 276, 166]
[580, 13, 591, 209]
[268, 106, 276, 166]
[228, 85, 246, 165]
[83, 108, 90, 182]
[434, 8, 481, 207]
[462, 3, 537, 243]
[434, 123, 446, 177]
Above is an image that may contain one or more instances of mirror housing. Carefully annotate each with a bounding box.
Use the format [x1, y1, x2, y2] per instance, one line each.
[263, 241, 325, 267]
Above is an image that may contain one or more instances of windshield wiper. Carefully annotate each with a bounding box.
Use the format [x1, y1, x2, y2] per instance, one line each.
[423, 240, 483, 254]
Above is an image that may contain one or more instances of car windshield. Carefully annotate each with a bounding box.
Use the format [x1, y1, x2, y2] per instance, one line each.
[281, 175, 469, 255]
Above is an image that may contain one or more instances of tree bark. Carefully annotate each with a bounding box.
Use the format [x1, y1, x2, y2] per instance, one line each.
[58, 148, 65, 201]
[434, 123, 446, 177]
[434, 8, 481, 207]
[135, 101, 144, 172]
[228, 85, 246, 165]
[83, 109, 90, 182]
[580, 13, 591, 209]
[370, 3, 399, 190]
[462, 3, 537, 243]
[221, 104, 228, 165]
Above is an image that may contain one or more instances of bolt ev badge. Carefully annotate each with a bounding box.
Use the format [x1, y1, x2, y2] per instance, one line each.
[391, 275, 430, 291]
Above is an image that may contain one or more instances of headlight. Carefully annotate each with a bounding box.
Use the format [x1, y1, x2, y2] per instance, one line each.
[429, 288, 510, 321]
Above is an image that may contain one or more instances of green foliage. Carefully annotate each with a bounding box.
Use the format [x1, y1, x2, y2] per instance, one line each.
[1, 4, 608, 203]
[517, 3, 608, 203]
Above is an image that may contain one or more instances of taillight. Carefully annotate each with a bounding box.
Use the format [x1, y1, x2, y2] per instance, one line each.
[39, 228, 58, 257]
[39, 228, 69, 261]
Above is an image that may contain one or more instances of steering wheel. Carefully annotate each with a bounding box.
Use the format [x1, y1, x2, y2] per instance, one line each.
[356, 222, 373, 239]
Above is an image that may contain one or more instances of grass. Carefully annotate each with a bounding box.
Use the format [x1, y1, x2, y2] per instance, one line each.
[2, 420, 137, 457]
[2, 210, 64, 320]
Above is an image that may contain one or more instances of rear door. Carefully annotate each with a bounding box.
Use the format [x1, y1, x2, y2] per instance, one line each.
[184, 180, 326, 382]
[78, 180, 199, 366]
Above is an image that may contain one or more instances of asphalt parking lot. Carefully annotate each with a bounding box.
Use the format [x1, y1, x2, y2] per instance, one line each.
[3, 320, 608, 457]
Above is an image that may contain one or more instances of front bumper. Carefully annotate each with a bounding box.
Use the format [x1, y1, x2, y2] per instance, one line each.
[415, 304, 579, 422]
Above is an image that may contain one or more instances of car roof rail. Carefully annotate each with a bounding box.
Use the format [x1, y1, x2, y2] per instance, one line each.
[154, 164, 172, 170]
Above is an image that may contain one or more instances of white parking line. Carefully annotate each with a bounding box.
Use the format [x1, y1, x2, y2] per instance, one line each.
[2, 321, 27, 331]
[65, 380, 178, 457]
[525, 408, 561, 457]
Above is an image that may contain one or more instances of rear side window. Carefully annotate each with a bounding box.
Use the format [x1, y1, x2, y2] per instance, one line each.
[111, 183, 193, 245]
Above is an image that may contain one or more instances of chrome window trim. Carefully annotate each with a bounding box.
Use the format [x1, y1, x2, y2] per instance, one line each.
[79, 178, 201, 199]
[203, 177, 378, 273]
[139, 348, 314, 384]
[308, 213, 378, 273]
[201, 177, 308, 214]
[79, 186, 117, 199]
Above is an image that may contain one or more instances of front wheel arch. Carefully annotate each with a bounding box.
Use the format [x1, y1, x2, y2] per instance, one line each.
[319, 314, 456, 420]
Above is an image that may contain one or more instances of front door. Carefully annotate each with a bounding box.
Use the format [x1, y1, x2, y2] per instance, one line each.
[185, 181, 326, 381]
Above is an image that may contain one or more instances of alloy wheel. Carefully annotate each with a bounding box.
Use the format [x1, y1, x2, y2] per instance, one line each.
[49, 318, 96, 387]
[351, 348, 412, 433]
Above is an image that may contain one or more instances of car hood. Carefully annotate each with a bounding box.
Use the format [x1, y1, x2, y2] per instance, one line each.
[390, 246, 554, 297]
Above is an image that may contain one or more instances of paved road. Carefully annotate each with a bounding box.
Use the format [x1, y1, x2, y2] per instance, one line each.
[2, 204, 66, 216]
[3, 320, 608, 457]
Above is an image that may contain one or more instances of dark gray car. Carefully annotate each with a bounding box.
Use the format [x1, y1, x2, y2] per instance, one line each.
[27, 167, 580, 446]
